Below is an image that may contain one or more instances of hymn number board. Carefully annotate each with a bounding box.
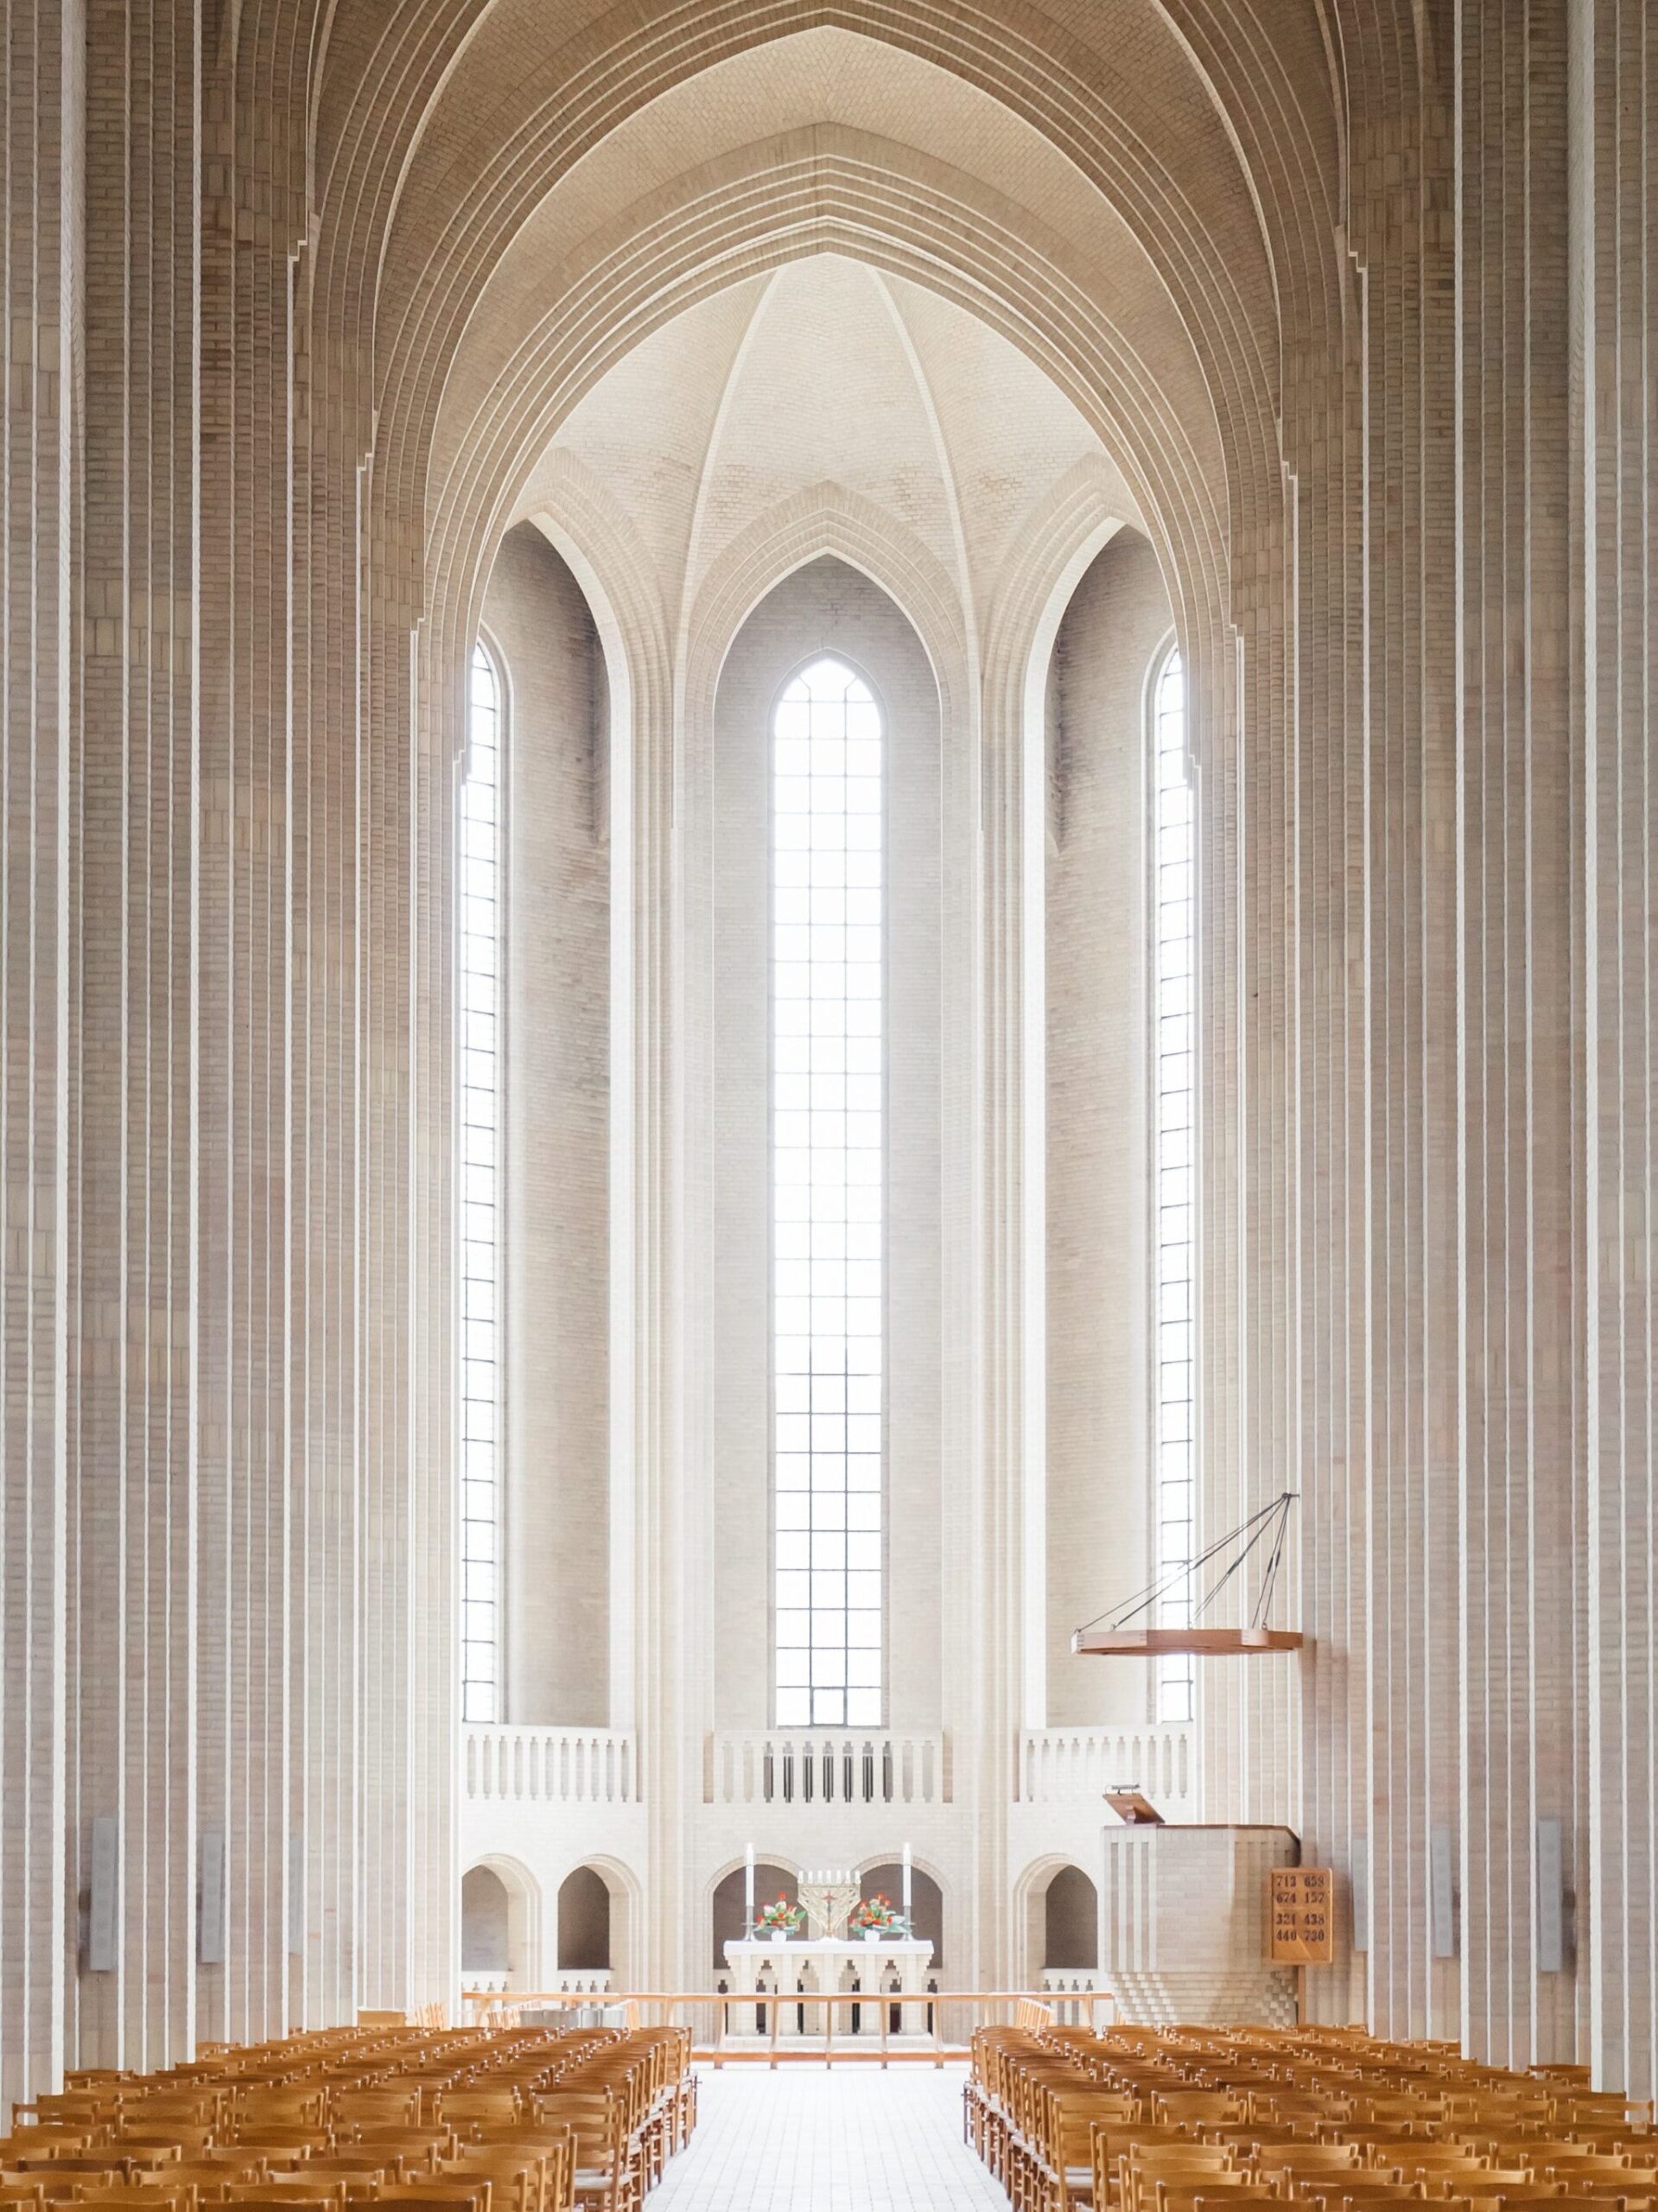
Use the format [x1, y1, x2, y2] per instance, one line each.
[1267, 1866, 1335, 1965]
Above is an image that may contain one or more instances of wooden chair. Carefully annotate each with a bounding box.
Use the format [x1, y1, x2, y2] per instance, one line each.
[1299, 2190, 1432, 2209]
[1186, 2198, 1295, 2212]
[263, 2158, 391, 2186]
[331, 2097, 422, 2138]
[440, 2152, 550, 2212]
[530, 2095, 633, 2212]
[118, 2131, 217, 2163]
[429, 2101, 518, 2149]
[6, 2178, 121, 2207]
[53, 2190, 199, 2212]
[1493, 2201, 1619, 2212]
[1255, 2148, 1365, 2177]
[0, 2139, 111, 2165]
[220, 2184, 349, 2212]
[1121, 2145, 1238, 2211]
[1153, 2178, 1277, 2211]
[8, 2162, 131, 2185]
[365, 2196, 490, 2212]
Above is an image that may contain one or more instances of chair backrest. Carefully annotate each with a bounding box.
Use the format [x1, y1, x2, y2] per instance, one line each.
[370, 2196, 488, 2212]
[1256, 2147, 1363, 2171]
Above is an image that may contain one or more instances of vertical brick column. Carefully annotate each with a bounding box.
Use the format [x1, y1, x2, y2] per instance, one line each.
[1454, 0, 1582, 2069]
[1, 0, 78, 2115]
[66, 0, 200, 2075]
[1577, 0, 1658, 2101]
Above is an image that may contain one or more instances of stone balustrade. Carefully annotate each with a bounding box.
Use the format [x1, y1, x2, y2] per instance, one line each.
[707, 1732, 948, 1806]
[464, 1726, 638, 1804]
[1018, 1725, 1193, 1814]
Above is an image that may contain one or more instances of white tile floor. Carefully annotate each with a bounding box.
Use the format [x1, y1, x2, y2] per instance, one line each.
[652, 2064, 1008, 2209]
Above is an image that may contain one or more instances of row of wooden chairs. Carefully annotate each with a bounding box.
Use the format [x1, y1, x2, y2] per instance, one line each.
[2, 2021, 696, 2212]
[967, 2024, 1656, 2212]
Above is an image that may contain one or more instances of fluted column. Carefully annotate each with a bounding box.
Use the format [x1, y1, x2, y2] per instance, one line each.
[65, 0, 201, 2073]
[1576, 0, 1658, 2101]
[1, 0, 78, 2114]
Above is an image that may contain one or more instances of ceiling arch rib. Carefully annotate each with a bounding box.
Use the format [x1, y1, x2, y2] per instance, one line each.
[518, 447, 676, 747]
[351, 8, 1286, 580]
[671, 260, 981, 652]
[680, 483, 972, 741]
[421, 137, 1231, 704]
[360, 0, 1280, 391]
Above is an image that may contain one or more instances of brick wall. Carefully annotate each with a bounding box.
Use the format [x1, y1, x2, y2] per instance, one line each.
[1045, 529, 1170, 1729]
[4, 0, 1658, 2107]
[484, 523, 611, 1727]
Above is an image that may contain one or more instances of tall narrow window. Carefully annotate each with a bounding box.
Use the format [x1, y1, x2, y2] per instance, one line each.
[772, 657, 884, 1728]
[1153, 647, 1196, 1724]
[460, 641, 503, 1724]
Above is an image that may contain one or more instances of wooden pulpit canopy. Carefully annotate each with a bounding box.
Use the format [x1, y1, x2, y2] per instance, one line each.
[1073, 1624, 1304, 1656]
[1073, 1491, 1307, 1660]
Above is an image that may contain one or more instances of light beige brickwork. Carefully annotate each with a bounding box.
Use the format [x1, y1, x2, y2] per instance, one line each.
[483, 523, 611, 1729]
[1045, 530, 1170, 1731]
[3, 0, 1657, 2116]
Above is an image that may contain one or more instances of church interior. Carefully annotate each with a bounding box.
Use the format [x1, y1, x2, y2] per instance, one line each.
[3, 0, 1656, 2200]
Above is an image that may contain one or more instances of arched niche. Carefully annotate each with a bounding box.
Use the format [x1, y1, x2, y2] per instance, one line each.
[461, 1858, 540, 1990]
[477, 522, 616, 1734]
[461, 1865, 511, 1975]
[1041, 525, 1173, 1730]
[1043, 1864, 1100, 1970]
[861, 1859, 943, 1970]
[556, 1865, 612, 1973]
[698, 556, 947, 1738]
[710, 1862, 797, 1971]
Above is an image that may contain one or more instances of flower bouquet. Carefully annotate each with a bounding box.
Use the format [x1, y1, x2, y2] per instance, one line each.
[848, 1893, 911, 1942]
[753, 1894, 805, 1942]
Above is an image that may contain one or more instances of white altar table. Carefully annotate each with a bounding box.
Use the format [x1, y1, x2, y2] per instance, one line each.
[722, 1936, 935, 2047]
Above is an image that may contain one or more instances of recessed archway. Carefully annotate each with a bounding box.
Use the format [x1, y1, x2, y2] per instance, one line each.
[861, 1859, 945, 1973]
[460, 1856, 542, 1992]
[556, 1865, 612, 1979]
[710, 1861, 798, 1974]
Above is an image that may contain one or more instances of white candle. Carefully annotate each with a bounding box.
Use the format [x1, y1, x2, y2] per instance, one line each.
[902, 1842, 912, 1921]
[745, 1842, 754, 1930]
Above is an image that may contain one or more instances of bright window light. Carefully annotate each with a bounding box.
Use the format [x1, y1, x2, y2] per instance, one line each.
[1153, 646, 1196, 1725]
[772, 657, 885, 1728]
[460, 641, 502, 1724]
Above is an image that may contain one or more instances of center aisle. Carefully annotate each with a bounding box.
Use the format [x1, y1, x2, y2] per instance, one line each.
[651, 2065, 1008, 2209]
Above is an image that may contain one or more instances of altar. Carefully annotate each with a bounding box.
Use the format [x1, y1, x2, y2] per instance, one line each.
[721, 1864, 936, 2050]
[721, 1936, 936, 2046]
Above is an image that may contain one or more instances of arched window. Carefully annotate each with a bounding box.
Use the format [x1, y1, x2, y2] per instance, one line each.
[460, 641, 504, 1723]
[772, 655, 885, 1728]
[1152, 646, 1195, 1724]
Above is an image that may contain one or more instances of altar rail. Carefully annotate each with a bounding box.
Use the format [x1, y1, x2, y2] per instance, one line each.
[706, 1731, 948, 1806]
[464, 1727, 637, 1804]
[459, 1986, 1112, 2059]
[1018, 1725, 1193, 1811]
[1041, 1967, 1104, 2025]
[461, 1967, 612, 1999]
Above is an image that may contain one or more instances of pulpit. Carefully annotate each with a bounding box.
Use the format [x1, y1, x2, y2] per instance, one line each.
[1100, 1823, 1301, 2025]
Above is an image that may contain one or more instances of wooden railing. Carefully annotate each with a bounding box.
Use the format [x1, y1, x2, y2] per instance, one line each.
[458, 1986, 1113, 2061]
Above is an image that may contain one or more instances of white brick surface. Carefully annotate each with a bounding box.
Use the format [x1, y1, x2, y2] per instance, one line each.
[5, 0, 1658, 2117]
